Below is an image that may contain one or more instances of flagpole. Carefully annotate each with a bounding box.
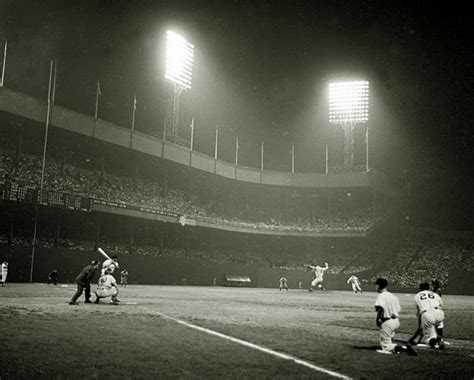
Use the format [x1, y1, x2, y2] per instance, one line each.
[93, 79, 101, 139]
[30, 59, 55, 283]
[325, 144, 329, 174]
[214, 127, 218, 160]
[366, 126, 369, 172]
[130, 95, 136, 148]
[1, 39, 7, 87]
[94, 79, 101, 119]
[260, 140, 264, 171]
[291, 144, 295, 174]
[163, 116, 167, 141]
[235, 136, 239, 166]
[190, 117, 194, 151]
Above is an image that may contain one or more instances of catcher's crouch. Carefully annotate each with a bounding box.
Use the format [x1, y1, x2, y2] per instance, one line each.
[94, 267, 119, 305]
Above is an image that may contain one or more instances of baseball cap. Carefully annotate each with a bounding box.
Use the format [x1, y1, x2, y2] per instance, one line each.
[91, 260, 99, 265]
[374, 278, 388, 289]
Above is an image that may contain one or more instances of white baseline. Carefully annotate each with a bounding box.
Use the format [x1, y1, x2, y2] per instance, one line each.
[155, 311, 351, 379]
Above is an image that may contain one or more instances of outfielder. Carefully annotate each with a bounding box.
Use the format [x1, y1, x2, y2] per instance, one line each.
[1, 260, 8, 287]
[279, 276, 288, 291]
[94, 267, 119, 305]
[374, 277, 417, 356]
[347, 274, 362, 294]
[306, 262, 328, 291]
[414, 282, 445, 349]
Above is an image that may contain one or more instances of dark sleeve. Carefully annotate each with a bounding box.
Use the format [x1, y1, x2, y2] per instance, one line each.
[375, 306, 385, 326]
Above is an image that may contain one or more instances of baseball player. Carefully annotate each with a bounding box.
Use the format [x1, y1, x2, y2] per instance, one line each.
[374, 277, 417, 356]
[306, 262, 328, 291]
[1, 260, 8, 287]
[48, 269, 58, 285]
[94, 267, 119, 305]
[101, 254, 119, 276]
[120, 269, 129, 287]
[347, 274, 362, 294]
[414, 282, 445, 349]
[279, 276, 288, 291]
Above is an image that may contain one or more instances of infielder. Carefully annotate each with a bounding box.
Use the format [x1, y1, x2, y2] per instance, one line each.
[347, 274, 362, 294]
[306, 262, 328, 291]
[94, 267, 119, 305]
[374, 277, 417, 356]
[279, 276, 288, 291]
[414, 282, 445, 349]
[1, 260, 8, 287]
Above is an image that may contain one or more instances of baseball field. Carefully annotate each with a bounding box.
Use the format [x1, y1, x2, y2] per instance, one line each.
[1, 283, 473, 379]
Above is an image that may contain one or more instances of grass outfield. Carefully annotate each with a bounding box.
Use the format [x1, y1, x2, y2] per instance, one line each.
[1, 284, 473, 379]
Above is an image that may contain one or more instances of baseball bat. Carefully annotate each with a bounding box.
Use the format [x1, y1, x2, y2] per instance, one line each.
[97, 247, 111, 261]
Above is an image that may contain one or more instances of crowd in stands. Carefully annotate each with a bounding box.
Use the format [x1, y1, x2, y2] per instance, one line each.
[0, 143, 381, 234]
[1, 227, 472, 288]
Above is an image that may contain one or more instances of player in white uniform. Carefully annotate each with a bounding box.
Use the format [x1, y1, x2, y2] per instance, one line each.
[94, 267, 119, 305]
[100, 255, 120, 302]
[306, 262, 328, 291]
[374, 278, 417, 356]
[347, 275, 362, 294]
[101, 255, 119, 276]
[1, 260, 8, 286]
[279, 276, 288, 291]
[414, 282, 445, 349]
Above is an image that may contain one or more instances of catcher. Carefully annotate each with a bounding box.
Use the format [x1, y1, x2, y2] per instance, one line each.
[94, 267, 120, 305]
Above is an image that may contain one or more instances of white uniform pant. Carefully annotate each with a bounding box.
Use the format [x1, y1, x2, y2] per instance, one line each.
[421, 309, 445, 344]
[311, 277, 323, 288]
[1, 269, 7, 283]
[351, 283, 361, 292]
[379, 318, 400, 353]
[96, 286, 118, 299]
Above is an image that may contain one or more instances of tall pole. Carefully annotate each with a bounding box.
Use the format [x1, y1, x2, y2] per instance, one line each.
[1, 39, 7, 87]
[190, 117, 194, 151]
[214, 127, 218, 160]
[163, 116, 167, 141]
[30, 59, 55, 283]
[235, 136, 239, 166]
[325, 144, 329, 174]
[260, 140, 264, 171]
[365, 126, 369, 172]
[94, 79, 101, 119]
[291, 144, 295, 174]
[130, 95, 136, 148]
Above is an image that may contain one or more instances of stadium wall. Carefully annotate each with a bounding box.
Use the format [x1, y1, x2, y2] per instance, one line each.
[2, 246, 471, 295]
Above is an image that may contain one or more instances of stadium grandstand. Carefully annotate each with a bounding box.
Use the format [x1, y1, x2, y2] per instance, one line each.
[0, 86, 473, 294]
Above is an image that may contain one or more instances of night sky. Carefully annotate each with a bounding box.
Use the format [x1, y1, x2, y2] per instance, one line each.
[1, 1, 473, 228]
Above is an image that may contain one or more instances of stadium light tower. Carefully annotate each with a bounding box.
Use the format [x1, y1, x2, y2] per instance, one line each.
[164, 30, 194, 141]
[328, 80, 369, 171]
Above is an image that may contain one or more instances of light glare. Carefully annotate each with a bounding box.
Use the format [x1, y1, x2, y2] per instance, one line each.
[165, 31, 194, 90]
[329, 80, 369, 123]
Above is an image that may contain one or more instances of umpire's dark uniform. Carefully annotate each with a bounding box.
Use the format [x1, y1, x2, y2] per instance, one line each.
[69, 261, 99, 304]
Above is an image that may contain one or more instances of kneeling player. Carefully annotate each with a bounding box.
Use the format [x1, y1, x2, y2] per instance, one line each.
[95, 268, 119, 305]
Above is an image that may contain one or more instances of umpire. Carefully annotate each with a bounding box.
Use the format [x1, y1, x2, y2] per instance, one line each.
[69, 260, 100, 305]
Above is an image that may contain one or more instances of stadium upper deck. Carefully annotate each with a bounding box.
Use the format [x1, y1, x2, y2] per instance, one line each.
[0, 86, 389, 191]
